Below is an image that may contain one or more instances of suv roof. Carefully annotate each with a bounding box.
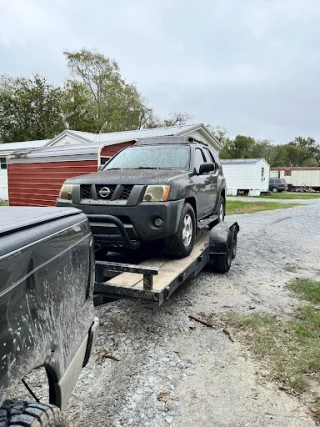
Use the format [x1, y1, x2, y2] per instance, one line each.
[135, 136, 209, 147]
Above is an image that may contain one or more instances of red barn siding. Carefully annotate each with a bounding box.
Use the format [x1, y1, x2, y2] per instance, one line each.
[8, 160, 97, 207]
[100, 141, 135, 158]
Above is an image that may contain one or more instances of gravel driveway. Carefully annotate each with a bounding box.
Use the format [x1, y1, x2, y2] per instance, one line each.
[14, 199, 320, 426]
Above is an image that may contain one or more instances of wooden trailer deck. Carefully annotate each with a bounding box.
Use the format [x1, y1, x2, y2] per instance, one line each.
[94, 230, 210, 305]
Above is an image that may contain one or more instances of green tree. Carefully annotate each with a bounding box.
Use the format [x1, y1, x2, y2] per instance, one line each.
[249, 139, 273, 162]
[0, 74, 65, 142]
[220, 135, 255, 159]
[63, 49, 148, 133]
[206, 125, 229, 146]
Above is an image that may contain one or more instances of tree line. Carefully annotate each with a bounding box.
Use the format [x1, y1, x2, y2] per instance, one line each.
[1, 48, 319, 168]
[210, 128, 320, 167]
[0, 48, 190, 143]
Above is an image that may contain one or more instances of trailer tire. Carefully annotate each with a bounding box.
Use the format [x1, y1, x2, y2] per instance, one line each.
[0, 400, 68, 427]
[165, 203, 196, 258]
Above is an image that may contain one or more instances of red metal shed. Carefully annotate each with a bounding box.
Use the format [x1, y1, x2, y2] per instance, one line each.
[8, 140, 135, 206]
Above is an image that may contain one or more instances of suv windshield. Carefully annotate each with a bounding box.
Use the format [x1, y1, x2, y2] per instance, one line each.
[103, 146, 190, 170]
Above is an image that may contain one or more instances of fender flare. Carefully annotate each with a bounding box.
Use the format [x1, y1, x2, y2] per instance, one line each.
[209, 222, 239, 255]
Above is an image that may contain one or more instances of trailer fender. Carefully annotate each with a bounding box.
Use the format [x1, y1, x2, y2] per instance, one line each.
[209, 222, 239, 255]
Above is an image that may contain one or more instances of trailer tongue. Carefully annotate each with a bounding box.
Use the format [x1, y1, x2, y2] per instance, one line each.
[94, 221, 239, 306]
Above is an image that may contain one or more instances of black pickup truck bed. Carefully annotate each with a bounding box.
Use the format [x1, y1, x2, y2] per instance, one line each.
[0, 207, 98, 415]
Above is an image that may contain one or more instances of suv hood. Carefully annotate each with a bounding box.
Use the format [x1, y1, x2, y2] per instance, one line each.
[66, 169, 190, 185]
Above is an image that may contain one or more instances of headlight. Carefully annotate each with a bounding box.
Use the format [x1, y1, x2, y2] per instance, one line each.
[59, 184, 73, 200]
[143, 185, 170, 202]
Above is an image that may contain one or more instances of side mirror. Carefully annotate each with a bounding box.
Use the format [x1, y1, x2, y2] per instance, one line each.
[199, 162, 215, 175]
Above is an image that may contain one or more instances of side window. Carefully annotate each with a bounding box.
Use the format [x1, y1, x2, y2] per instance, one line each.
[203, 148, 215, 164]
[194, 148, 206, 170]
[0, 157, 7, 170]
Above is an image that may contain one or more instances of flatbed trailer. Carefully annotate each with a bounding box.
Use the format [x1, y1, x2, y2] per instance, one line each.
[94, 219, 239, 306]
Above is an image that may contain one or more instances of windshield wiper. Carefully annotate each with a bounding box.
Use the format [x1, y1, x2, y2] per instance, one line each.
[135, 166, 161, 169]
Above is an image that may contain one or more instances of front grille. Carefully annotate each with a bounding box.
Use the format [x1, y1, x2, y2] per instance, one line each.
[80, 184, 134, 201]
[96, 185, 116, 200]
[119, 185, 133, 200]
[81, 185, 92, 199]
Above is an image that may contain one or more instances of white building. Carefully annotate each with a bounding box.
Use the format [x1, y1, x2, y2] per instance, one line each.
[221, 158, 270, 196]
[270, 167, 320, 190]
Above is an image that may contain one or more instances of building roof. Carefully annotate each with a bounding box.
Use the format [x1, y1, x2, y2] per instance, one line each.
[0, 139, 49, 154]
[45, 123, 221, 151]
[8, 142, 102, 164]
[221, 158, 267, 165]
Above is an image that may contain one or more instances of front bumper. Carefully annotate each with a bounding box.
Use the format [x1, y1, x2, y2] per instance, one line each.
[56, 199, 184, 244]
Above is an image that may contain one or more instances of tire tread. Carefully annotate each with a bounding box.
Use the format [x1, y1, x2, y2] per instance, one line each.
[0, 401, 67, 427]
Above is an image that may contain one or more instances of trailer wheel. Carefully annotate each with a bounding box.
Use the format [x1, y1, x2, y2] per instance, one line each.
[165, 203, 196, 258]
[0, 400, 68, 427]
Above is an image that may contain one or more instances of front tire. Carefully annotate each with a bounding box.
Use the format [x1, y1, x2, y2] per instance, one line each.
[165, 203, 196, 258]
[0, 401, 68, 426]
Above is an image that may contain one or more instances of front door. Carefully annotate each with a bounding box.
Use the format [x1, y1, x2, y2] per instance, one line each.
[193, 148, 216, 218]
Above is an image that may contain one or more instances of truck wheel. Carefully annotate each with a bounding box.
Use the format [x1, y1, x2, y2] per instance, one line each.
[272, 187, 278, 193]
[0, 401, 68, 427]
[165, 203, 196, 258]
[217, 196, 225, 223]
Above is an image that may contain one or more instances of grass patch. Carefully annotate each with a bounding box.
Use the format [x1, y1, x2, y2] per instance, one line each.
[226, 278, 320, 410]
[226, 200, 302, 215]
[0, 201, 8, 206]
[259, 193, 320, 200]
[288, 279, 320, 304]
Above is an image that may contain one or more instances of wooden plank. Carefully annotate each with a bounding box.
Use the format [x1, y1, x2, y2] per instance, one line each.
[134, 235, 207, 291]
[106, 231, 208, 291]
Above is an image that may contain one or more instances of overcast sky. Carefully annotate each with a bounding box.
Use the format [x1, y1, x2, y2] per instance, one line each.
[1, 0, 319, 143]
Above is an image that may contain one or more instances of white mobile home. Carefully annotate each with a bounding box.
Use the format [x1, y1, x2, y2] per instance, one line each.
[221, 158, 270, 196]
[270, 167, 320, 190]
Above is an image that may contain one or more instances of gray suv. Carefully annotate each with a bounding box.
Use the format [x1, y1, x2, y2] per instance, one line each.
[269, 178, 287, 193]
[56, 136, 226, 258]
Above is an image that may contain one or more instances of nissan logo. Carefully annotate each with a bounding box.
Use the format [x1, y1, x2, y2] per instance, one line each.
[99, 187, 111, 198]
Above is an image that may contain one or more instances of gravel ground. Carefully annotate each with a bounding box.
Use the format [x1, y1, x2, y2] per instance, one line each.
[12, 200, 320, 426]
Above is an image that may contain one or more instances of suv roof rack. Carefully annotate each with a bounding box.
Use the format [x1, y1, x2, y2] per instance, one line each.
[135, 136, 208, 146]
